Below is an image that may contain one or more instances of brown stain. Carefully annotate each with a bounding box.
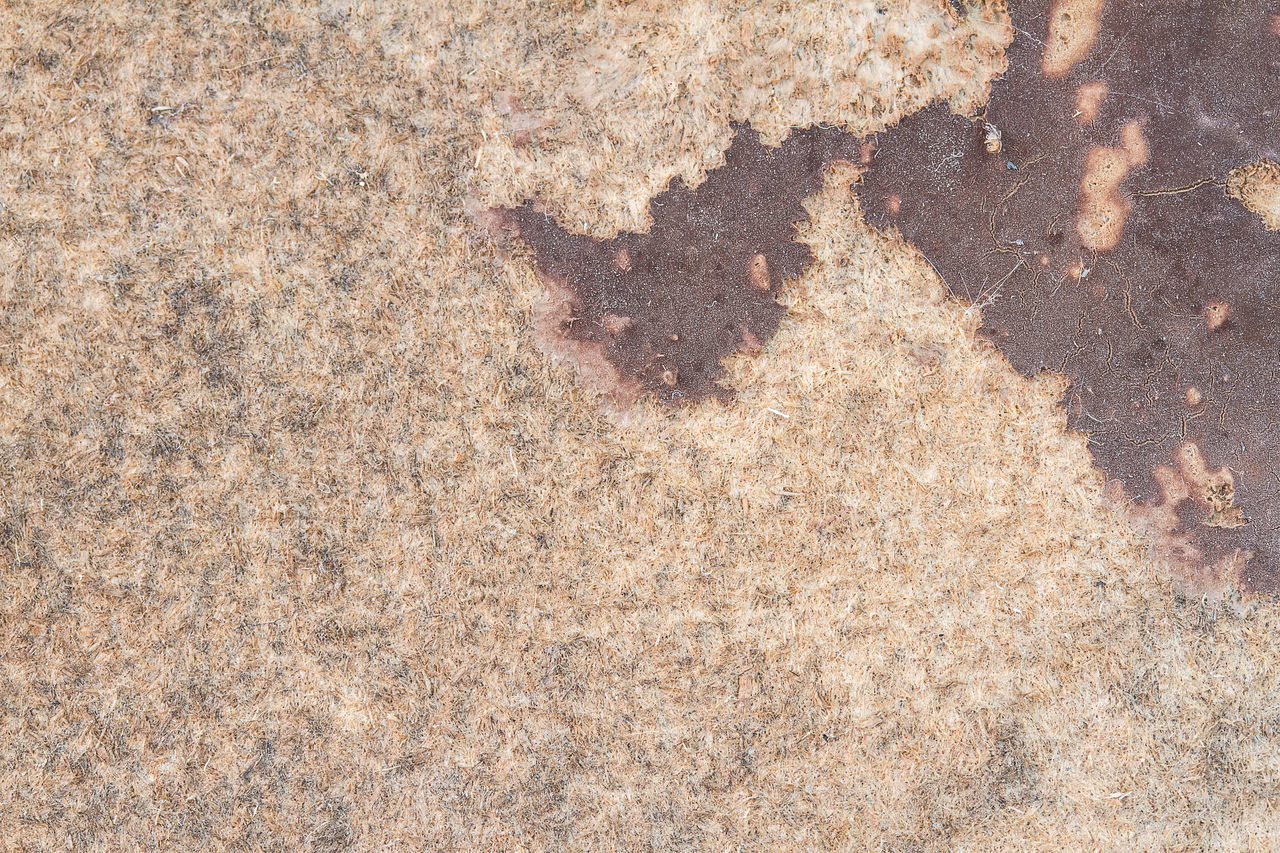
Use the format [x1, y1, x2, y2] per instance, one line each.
[1168, 442, 1249, 531]
[533, 274, 644, 408]
[496, 0, 1280, 593]
[1041, 0, 1106, 78]
[1076, 121, 1147, 250]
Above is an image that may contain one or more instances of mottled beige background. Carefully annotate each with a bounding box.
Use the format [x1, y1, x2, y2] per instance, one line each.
[3, 0, 1279, 850]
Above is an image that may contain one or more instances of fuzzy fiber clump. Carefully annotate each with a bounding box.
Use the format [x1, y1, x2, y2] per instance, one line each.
[3, 1, 1280, 850]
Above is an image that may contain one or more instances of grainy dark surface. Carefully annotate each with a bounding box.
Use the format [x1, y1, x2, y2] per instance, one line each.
[499, 124, 860, 405]
[858, 0, 1280, 590]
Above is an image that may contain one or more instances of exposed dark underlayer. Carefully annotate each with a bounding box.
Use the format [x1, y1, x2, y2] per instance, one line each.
[497, 126, 861, 405]
[496, 0, 1280, 592]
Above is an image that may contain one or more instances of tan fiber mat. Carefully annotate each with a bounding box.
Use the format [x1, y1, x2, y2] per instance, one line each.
[3, 1, 1279, 849]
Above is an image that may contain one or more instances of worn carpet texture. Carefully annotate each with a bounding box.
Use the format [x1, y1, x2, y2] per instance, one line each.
[3, 0, 1280, 850]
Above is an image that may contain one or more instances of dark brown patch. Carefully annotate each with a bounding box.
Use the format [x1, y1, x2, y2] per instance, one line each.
[496, 123, 859, 405]
[857, 0, 1280, 591]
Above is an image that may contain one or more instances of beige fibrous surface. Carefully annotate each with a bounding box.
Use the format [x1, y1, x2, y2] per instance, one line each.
[3, 0, 1280, 850]
[1229, 158, 1280, 232]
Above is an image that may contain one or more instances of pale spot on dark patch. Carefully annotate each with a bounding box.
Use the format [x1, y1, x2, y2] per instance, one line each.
[747, 254, 771, 291]
[1076, 121, 1148, 250]
[1203, 301, 1230, 332]
[1074, 80, 1107, 125]
[1041, 0, 1105, 78]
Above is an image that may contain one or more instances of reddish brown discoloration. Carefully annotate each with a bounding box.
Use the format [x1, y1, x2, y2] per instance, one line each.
[1108, 443, 1253, 593]
[858, 0, 1280, 592]
[497, 123, 860, 406]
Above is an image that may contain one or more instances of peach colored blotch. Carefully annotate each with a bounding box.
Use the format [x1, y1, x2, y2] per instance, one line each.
[1203, 301, 1229, 331]
[748, 253, 771, 290]
[1076, 121, 1148, 251]
[1105, 441, 1251, 595]
[1041, 0, 1106, 78]
[1074, 81, 1107, 124]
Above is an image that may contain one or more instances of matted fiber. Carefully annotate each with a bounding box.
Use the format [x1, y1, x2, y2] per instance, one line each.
[3, 1, 1280, 850]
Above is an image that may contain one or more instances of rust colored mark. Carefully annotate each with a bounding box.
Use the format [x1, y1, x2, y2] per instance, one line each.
[601, 314, 634, 335]
[532, 276, 644, 407]
[495, 123, 860, 406]
[858, 0, 1280, 592]
[1041, 0, 1106, 77]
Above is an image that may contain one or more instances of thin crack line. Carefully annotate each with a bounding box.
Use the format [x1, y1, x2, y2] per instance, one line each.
[1131, 178, 1219, 197]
